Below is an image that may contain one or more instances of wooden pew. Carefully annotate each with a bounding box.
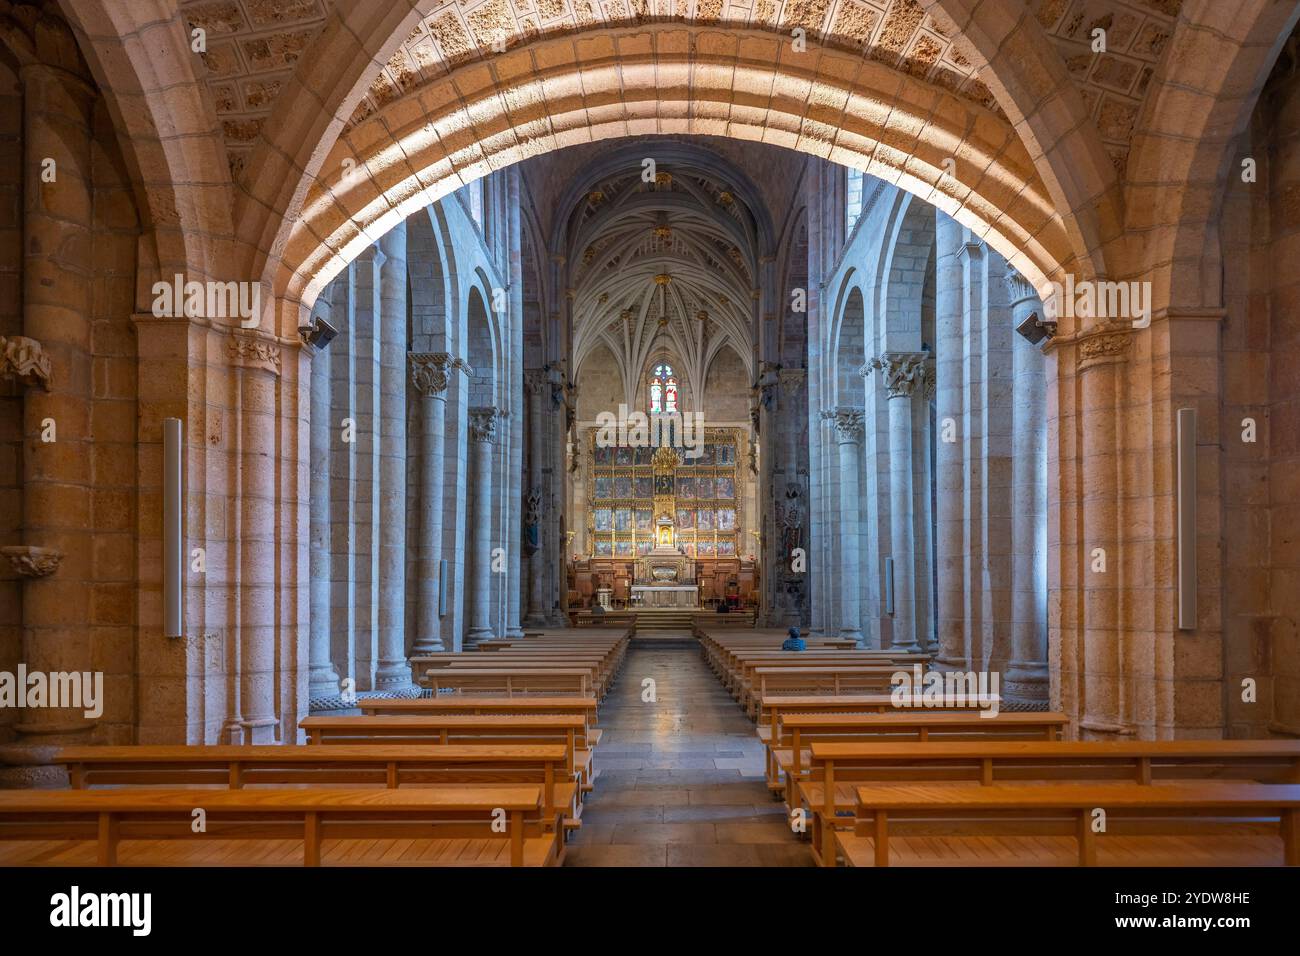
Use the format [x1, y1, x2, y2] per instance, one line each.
[300, 714, 598, 795]
[755, 694, 1002, 747]
[570, 610, 636, 628]
[746, 667, 904, 716]
[801, 739, 1300, 864]
[732, 656, 927, 706]
[56, 743, 577, 830]
[834, 782, 1300, 867]
[357, 696, 600, 734]
[422, 667, 596, 697]
[0, 786, 562, 866]
[772, 711, 1064, 794]
[415, 652, 624, 697]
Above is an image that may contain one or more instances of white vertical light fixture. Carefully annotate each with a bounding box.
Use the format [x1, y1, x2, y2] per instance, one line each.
[163, 417, 183, 638]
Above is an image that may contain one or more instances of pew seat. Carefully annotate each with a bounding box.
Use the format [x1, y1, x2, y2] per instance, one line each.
[0, 786, 563, 867]
[56, 744, 581, 829]
[829, 782, 1300, 867]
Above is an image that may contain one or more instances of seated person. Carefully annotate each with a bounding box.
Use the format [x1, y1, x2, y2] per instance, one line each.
[715, 601, 729, 613]
[590, 601, 605, 615]
[781, 626, 806, 652]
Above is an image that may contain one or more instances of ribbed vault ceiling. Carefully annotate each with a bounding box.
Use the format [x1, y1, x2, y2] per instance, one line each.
[567, 164, 759, 408]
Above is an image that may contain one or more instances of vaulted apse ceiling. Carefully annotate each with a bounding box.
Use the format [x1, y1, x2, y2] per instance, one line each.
[563, 152, 763, 408]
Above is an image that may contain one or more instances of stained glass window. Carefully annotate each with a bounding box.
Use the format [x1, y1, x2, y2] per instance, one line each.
[650, 362, 678, 414]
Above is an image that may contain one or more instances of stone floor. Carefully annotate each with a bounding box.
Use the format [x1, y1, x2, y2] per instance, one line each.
[565, 639, 812, 866]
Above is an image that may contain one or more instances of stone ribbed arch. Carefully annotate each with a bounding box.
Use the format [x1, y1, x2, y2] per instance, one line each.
[243, 24, 1077, 332]
[1123, 0, 1300, 309]
[55, 0, 234, 292]
[921, 0, 1120, 285]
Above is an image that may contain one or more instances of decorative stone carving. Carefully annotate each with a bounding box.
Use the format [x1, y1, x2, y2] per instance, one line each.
[468, 406, 503, 443]
[1, 545, 63, 578]
[1077, 327, 1132, 369]
[523, 369, 548, 397]
[864, 352, 932, 399]
[757, 361, 781, 410]
[1003, 266, 1038, 307]
[0, 336, 52, 390]
[227, 332, 281, 374]
[523, 488, 544, 556]
[409, 352, 469, 396]
[822, 406, 865, 442]
[776, 483, 803, 558]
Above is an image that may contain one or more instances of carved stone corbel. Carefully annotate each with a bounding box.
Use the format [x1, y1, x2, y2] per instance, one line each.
[0, 335, 52, 390]
[1, 545, 63, 577]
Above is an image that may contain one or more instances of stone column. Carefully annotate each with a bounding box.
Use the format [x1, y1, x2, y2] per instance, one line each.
[505, 168, 526, 638]
[523, 370, 548, 626]
[8, 61, 96, 745]
[1076, 328, 1131, 736]
[933, 215, 966, 668]
[409, 353, 464, 654]
[308, 300, 339, 697]
[1005, 268, 1050, 707]
[913, 367, 937, 652]
[823, 407, 864, 643]
[549, 366, 571, 625]
[467, 406, 502, 645]
[227, 334, 282, 744]
[870, 353, 929, 654]
[375, 225, 410, 687]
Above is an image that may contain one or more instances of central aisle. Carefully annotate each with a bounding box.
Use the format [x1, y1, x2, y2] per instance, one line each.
[566, 639, 811, 866]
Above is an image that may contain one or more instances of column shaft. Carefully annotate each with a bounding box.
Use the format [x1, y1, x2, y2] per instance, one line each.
[467, 407, 500, 644]
[825, 408, 864, 643]
[888, 392, 919, 652]
[410, 353, 460, 654]
[12, 63, 96, 743]
[308, 304, 339, 697]
[375, 225, 410, 686]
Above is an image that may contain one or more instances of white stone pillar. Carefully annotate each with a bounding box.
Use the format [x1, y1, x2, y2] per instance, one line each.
[934, 213, 966, 668]
[409, 353, 467, 654]
[467, 406, 502, 644]
[375, 224, 410, 687]
[308, 300, 339, 697]
[871, 353, 929, 653]
[227, 333, 282, 744]
[505, 169, 526, 638]
[1005, 268, 1050, 707]
[1077, 330, 1130, 736]
[824, 407, 864, 642]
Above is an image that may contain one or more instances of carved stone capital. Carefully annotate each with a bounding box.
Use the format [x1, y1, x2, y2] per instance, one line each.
[408, 352, 465, 396]
[0, 336, 53, 390]
[227, 331, 281, 375]
[1004, 266, 1038, 308]
[1076, 325, 1132, 370]
[821, 406, 865, 442]
[1, 545, 63, 577]
[864, 352, 932, 399]
[524, 369, 549, 397]
[469, 406, 504, 443]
